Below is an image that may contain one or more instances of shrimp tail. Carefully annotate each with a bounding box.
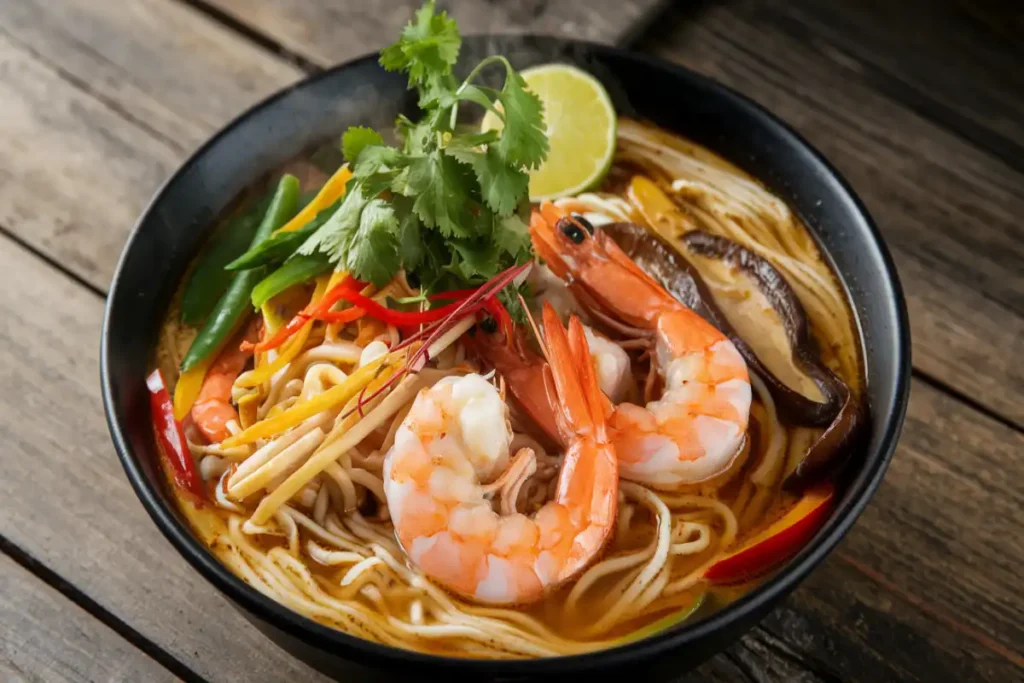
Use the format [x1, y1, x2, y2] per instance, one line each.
[541, 304, 618, 580]
[542, 304, 601, 440]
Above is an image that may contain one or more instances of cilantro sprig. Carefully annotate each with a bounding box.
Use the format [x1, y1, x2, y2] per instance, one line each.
[297, 0, 547, 308]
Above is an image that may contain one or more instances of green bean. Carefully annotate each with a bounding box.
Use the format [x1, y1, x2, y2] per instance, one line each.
[179, 194, 270, 324]
[180, 175, 300, 371]
[251, 253, 332, 310]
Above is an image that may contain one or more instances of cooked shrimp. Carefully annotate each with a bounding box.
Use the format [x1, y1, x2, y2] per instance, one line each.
[192, 322, 259, 443]
[531, 202, 751, 488]
[465, 322, 562, 448]
[383, 304, 618, 605]
[582, 325, 633, 403]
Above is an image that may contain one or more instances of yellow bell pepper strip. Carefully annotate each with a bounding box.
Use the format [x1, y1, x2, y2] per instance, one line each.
[221, 352, 401, 448]
[173, 352, 217, 421]
[275, 165, 352, 234]
[236, 277, 332, 389]
[626, 175, 695, 238]
[260, 301, 288, 335]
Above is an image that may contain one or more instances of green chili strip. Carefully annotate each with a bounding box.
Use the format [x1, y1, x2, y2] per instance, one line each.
[226, 199, 341, 272]
[251, 253, 332, 310]
[180, 174, 300, 371]
[179, 193, 271, 324]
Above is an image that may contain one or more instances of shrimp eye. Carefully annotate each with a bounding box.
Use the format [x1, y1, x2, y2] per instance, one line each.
[558, 215, 591, 244]
[572, 214, 596, 235]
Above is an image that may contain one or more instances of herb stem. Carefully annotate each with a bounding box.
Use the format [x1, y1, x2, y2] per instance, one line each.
[449, 55, 513, 129]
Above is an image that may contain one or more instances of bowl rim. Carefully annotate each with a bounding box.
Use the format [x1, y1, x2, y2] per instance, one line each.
[101, 35, 911, 674]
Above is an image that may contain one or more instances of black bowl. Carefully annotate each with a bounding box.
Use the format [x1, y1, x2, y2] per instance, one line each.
[101, 36, 910, 682]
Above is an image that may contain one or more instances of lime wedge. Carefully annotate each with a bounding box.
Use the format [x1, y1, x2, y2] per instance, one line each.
[482, 64, 617, 201]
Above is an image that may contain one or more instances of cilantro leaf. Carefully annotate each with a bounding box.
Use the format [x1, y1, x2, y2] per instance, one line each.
[446, 238, 502, 281]
[287, 2, 548, 304]
[395, 199, 424, 271]
[297, 181, 367, 260]
[379, 0, 460, 87]
[344, 199, 401, 286]
[352, 145, 405, 177]
[417, 76, 458, 110]
[492, 214, 531, 259]
[497, 71, 549, 170]
[398, 151, 477, 238]
[446, 145, 528, 217]
[342, 126, 385, 164]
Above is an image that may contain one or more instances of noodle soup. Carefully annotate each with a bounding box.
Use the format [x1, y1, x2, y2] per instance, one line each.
[152, 118, 863, 657]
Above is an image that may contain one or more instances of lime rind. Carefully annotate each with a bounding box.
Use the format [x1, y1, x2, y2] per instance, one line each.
[481, 63, 617, 202]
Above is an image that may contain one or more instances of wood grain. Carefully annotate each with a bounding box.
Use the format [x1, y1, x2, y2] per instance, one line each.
[196, 0, 668, 66]
[1, 0, 303, 151]
[0, 553, 177, 683]
[0, 238, 333, 681]
[841, 382, 1024, 652]
[642, 0, 1024, 426]
[759, 0, 1024, 174]
[0, 0, 303, 291]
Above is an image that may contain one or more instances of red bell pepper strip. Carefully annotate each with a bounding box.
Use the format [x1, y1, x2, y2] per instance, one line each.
[147, 369, 207, 503]
[704, 482, 834, 584]
[254, 274, 367, 353]
[320, 290, 476, 327]
[428, 287, 480, 301]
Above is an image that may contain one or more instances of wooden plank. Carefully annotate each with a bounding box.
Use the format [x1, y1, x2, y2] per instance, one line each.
[0, 240, 333, 681]
[642, 0, 1024, 426]
[2, 228, 1020, 679]
[196, 0, 668, 67]
[1, 2, 1019, 682]
[759, 0, 1024, 174]
[1, 0, 304, 151]
[0, 0, 304, 291]
[715, 546, 1023, 682]
[0, 553, 177, 683]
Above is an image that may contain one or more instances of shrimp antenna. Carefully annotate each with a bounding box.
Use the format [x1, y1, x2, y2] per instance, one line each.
[519, 294, 550, 364]
[341, 262, 533, 420]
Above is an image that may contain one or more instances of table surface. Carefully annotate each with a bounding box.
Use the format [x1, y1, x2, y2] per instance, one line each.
[1, 0, 1021, 681]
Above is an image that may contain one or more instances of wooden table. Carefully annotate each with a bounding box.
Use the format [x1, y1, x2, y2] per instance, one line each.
[1, 1, 1021, 680]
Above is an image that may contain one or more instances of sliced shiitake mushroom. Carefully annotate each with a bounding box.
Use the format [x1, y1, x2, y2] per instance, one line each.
[603, 223, 842, 425]
[601, 222, 863, 488]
